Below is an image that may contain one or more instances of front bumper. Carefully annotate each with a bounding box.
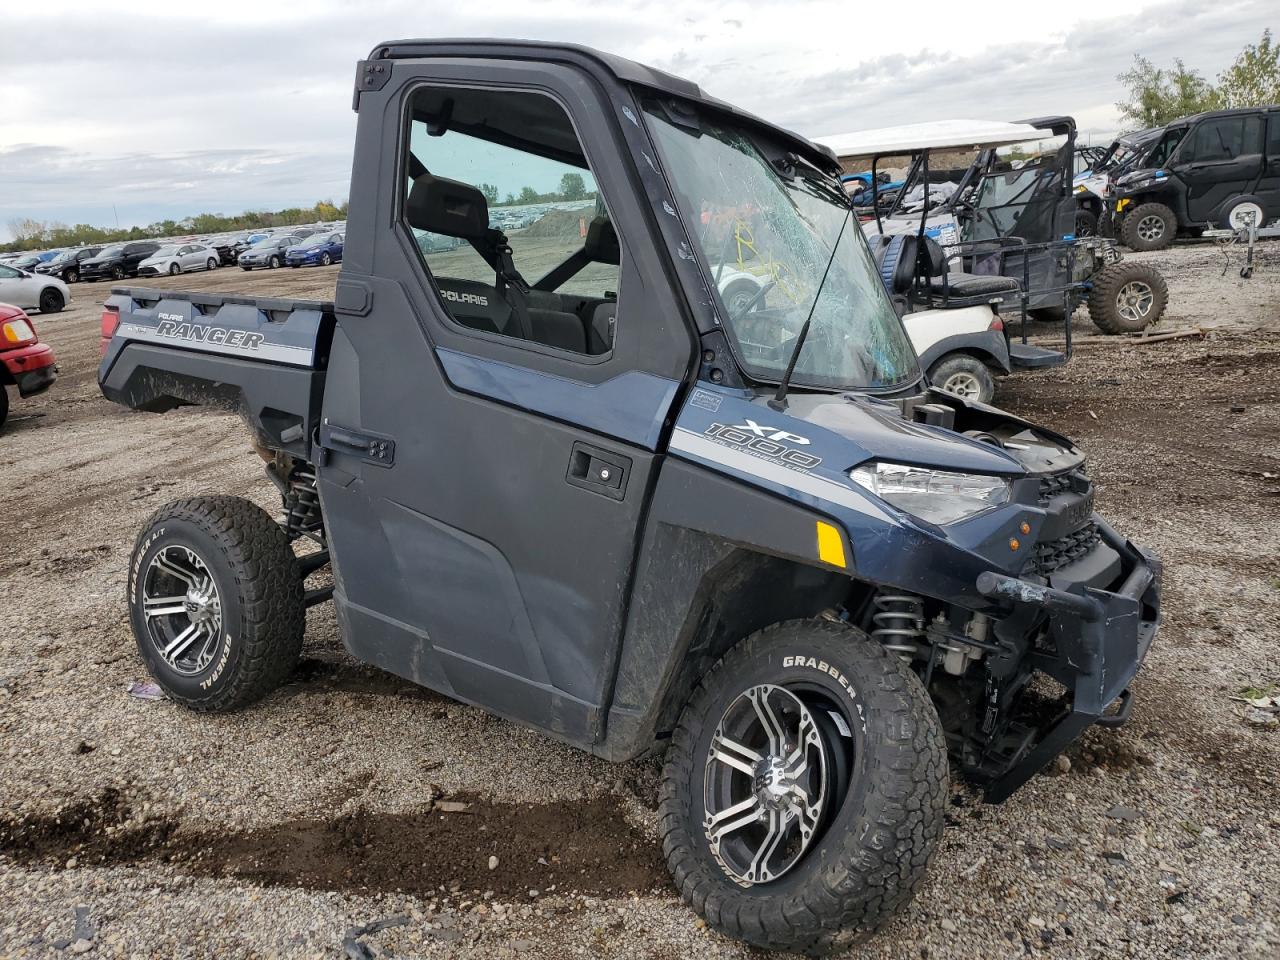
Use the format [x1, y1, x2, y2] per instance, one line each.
[975, 518, 1161, 802]
[3, 342, 58, 397]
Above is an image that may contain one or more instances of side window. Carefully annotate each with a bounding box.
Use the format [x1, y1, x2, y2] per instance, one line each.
[399, 84, 621, 357]
[1181, 118, 1248, 163]
[1269, 117, 1280, 158]
[0, 264, 19, 279]
[1149, 129, 1184, 167]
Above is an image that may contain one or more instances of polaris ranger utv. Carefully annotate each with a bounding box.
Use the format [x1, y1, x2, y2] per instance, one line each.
[98, 40, 1161, 955]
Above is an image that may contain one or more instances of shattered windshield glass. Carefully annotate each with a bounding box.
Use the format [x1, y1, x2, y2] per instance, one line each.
[644, 104, 918, 392]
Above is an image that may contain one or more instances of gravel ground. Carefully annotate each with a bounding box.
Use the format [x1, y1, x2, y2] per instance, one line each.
[1, 240, 1278, 959]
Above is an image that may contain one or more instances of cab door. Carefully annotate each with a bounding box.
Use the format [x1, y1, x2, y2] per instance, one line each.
[1172, 114, 1266, 223]
[1258, 114, 1280, 219]
[316, 59, 694, 744]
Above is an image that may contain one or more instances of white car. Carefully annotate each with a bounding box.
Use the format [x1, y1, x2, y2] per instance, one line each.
[0, 262, 71, 313]
[136, 244, 220, 278]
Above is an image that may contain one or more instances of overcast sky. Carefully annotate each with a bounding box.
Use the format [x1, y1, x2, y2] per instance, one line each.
[0, 0, 1273, 241]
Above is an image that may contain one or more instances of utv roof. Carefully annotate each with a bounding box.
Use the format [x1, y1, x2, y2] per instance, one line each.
[1164, 104, 1280, 127]
[363, 38, 840, 173]
[817, 118, 1072, 159]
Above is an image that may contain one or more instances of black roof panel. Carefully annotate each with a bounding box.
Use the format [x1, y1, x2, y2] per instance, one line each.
[369, 38, 840, 173]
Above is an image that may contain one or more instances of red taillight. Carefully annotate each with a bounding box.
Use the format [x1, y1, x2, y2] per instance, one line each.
[100, 307, 120, 357]
[988, 315, 1004, 332]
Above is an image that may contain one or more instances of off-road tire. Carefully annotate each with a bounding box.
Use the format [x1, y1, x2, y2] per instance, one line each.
[659, 619, 948, 955]
[1087, 261, 1168, 334]
[0, 386, 9, 432]
[38, 288, 65, 313]
[928, 353, 995, 404]
[1120, 201, 1176, 251]
[1074, 209, 1098, 237]
[128, 496, 305, 712]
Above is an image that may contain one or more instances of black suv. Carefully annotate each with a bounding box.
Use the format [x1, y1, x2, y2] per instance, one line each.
[80, 241, 162, 282]
[1113, 105, 1280, 250]
[34, 246, 103, 283]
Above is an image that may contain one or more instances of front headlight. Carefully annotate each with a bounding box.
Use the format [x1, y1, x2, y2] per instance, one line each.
[849, 462, 1011, 525]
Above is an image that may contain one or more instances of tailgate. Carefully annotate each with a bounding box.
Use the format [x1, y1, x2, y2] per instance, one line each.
[99, 287, 333, 459]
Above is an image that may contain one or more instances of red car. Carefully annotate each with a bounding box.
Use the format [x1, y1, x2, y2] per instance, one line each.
[0, 302, 58, 430]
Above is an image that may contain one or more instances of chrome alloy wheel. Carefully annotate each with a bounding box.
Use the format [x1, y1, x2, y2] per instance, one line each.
[1116, 280, 1155, 324]
[1136, 214, 1165, 243]
[703, 684, 836, 885]
[142, 545, 223, 676]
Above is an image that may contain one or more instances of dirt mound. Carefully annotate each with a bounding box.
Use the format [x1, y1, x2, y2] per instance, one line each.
[520, 208, 587, 239]
[0, 789, 666, 899]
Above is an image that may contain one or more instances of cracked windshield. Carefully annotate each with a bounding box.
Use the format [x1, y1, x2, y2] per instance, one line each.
[645, 104, 917, 391]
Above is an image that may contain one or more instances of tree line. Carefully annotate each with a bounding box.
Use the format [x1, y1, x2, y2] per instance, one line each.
[2, 199, 349, 253]
[1117, 29, 1280, 130]
[478, 173, 595, 208]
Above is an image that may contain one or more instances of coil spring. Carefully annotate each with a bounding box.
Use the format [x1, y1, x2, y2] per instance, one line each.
[283, 464, 323, 541]
[871, 593, 926, 658]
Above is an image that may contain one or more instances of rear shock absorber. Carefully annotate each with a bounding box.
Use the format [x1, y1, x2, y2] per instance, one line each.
[282, 463, 324, 543]
[871, 592, 926, 659]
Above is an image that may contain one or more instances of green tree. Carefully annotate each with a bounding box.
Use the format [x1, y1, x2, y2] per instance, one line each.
[517, 185, 540, 205]
[558, 172, 586, 201]
[478, 183, 500, 205]
[1115, 54, 1221, 130]
[1218, 29, 1280, 107]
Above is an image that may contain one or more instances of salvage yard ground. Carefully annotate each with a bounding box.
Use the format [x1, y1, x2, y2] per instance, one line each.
[0, 241, 1278, 959]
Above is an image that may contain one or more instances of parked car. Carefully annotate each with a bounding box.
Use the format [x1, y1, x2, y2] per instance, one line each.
[0, 262, 71, 313]
[231, 233, 271, 259]
[34, 246, 103, 283]
[289, 227, 321, 239]
[286, 232, 344, 267]
[1113, 104, 1280, 250]
[238, 235, 301, 270]
[80, 241, 163, 282]
[0, 303, 58, 431]
[9, 252, 55, 272]
[205, 236, 240, 266]
[136, 244, 221, 277]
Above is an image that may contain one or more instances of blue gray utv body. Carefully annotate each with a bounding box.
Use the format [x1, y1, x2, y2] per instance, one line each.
[99, 37, 1159, 804]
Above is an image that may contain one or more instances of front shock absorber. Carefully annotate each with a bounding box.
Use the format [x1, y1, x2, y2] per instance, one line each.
[871, 592, 926, 659]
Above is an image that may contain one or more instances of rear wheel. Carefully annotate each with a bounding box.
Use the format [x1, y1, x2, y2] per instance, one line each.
[128, 496, 305, 712]
[1120, 202, 1175, 251]
[928, 354, 995, 404]
[660, 620, 947, 955]
[1087, 261, 1168, 334]
[1074, 209, 1099, 237]
[38, 287, 65, 313]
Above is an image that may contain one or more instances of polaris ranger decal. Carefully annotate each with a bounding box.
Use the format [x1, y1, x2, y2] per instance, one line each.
[117, 319, 315, 367]
[442, 289, 490, 307]
[155, 319, 266, 350]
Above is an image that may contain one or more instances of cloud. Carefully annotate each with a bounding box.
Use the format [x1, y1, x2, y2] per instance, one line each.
[0, 0, 1274, 239]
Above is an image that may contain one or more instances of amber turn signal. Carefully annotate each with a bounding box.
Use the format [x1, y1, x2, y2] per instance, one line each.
[1009, 538, 1020, 551]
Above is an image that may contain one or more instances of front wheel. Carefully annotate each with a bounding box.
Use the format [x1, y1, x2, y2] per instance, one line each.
[659, 620, 947, 955]
[168, 263, 181, 276]
[928, 353, 995, 404]
[1120, 201, 1176, 251]
[320, 252, 332, 267]
[1075, 209, 1099, 237]
[66, 268, 79, 283]
[1087, 261, 1169, 334]
[207, 258, 218, 271]
[128, 496, 305, 712]
[111, 265, 125, 280]
[38, 287, 65, 314]
[268, 255, 280, 269]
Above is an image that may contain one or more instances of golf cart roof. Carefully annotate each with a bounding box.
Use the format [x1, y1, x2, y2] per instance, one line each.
[817, 118, 1069, 159]
[365, 38, 841, 174]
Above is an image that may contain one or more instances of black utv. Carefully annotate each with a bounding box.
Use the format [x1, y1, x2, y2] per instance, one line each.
[1114, 104, 1280, 251]
[97, 39, 1161, 955]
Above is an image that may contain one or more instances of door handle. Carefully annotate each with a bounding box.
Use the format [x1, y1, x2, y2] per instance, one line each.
[566, 441, 630, 500]
[317, 421, 395, 467]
